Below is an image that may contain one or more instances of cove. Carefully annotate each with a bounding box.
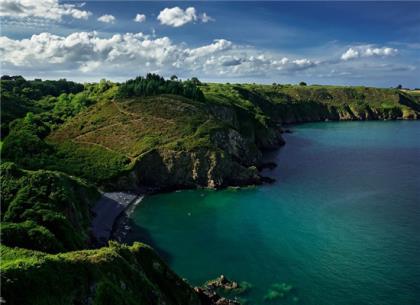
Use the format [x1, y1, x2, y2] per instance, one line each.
[125, 121, 420, 305]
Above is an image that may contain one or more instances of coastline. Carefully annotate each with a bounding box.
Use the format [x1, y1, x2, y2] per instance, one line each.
[93, 120, 418, 247]
[91, 192, 144, 246]
[111, 195, 144, 242]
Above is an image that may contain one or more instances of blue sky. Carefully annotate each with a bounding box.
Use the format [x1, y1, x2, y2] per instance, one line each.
[1, 1, 419, 87]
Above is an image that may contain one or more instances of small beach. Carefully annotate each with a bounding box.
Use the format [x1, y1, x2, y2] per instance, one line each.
[91, 192, 143, 245]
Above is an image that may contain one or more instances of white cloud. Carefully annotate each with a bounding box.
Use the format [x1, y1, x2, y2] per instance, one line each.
[157, 6, 213, 27]
[341, 45, 398, 61]
[341, 48, 359, 61]
[98, 14, 115, 23]
[134, 13, 146, 23]
[0, 31, 322, 80]
[0, 0, 91, 21]
[187, 39, 232, 59]
[200, 12, 214, 23]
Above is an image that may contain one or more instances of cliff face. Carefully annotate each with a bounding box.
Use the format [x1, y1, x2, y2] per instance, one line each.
[132, 148, 260, 190]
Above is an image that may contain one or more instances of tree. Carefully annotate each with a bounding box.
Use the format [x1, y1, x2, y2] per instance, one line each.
[116, 74, 205, 101]
[396, 84, 402, 89]
[299, 82, 307, 86]
[170, 75, 178, 81]
[190, 77, 201, 86]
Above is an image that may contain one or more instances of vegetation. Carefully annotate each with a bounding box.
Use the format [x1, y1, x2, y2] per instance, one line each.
[0, 76, 85, 137]
[2, 75, 420, 187]
[0, 162, 99, 253]
[117, 73, 205, 101]
[1, 74, 420, 305]
[1, 242, 200, 305]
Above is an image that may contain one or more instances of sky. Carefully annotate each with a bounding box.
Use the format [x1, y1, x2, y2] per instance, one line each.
[1, 1, 419, 87]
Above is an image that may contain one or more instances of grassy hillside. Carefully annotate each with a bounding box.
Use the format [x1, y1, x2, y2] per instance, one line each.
[1, 242, 202, 305]
[201, 83, 420, 122]
[46, 94, 271, 188]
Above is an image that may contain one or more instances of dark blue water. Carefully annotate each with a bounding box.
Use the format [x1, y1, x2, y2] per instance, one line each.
[127, 121, 420, 305]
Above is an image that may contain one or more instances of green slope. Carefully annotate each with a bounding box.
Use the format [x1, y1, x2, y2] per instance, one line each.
[1, 162, 99, 253]
[1, 242, 201, 305]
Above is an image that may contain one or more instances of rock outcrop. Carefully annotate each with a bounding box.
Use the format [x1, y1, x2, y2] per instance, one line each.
[132, 147, 261, 191]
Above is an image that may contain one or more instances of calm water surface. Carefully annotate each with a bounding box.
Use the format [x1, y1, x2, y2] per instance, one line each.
[126, 121, 420, 305]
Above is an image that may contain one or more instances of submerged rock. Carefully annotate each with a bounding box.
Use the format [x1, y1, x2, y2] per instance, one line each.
[263, 282, 294, 302]
[257, 161, 277, 171]
[261, 176, 276, 184]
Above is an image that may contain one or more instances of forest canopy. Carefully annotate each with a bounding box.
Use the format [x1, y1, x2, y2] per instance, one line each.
[117, 73, 205, 101]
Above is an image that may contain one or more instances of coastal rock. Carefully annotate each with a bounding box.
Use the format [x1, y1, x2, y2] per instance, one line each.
[206, 275, 240, 291]
[194, 287, 240, 305]
[204, 275, 252, 295]
[210, 128, 260, 166]
[128, 148, 262, 191]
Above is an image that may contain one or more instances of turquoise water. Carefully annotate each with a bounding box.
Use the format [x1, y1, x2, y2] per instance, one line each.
[126, 121, 420, 305]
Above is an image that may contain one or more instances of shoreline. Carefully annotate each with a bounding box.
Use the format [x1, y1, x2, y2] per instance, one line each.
[91, 191, 143, 246]
[111, 195, 144, 242]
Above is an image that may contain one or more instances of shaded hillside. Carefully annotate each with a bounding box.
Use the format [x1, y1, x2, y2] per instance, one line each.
[1, 242, 203, 305]
[0, 162, 99, 253]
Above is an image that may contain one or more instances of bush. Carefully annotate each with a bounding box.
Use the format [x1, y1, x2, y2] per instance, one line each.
[1, 221, 64, 253]
[1, 162, 99, 252]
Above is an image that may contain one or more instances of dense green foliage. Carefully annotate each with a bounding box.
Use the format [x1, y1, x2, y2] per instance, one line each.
[0, 162, 99, 252]
[0, 76, 118, 138]
[1, 221, 64, 253]
[117, 73, 205, 101]
[0, 76, 85, 137]
[1, 242, 200, 305]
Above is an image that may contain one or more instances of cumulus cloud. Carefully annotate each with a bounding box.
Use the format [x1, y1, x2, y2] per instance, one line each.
[157, 7, 213, 27]
[341, 45, 398, 60]
[0, 31, 320, 79]
[98, 14, 115, 23]
[134, 13, 146, 23]
[0, 0, 91, 21]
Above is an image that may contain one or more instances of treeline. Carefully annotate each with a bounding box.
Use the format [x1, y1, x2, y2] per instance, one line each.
[1, 75, 84, 100]
[117, 73, 205, 101]
[0, 76, 115, 137]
